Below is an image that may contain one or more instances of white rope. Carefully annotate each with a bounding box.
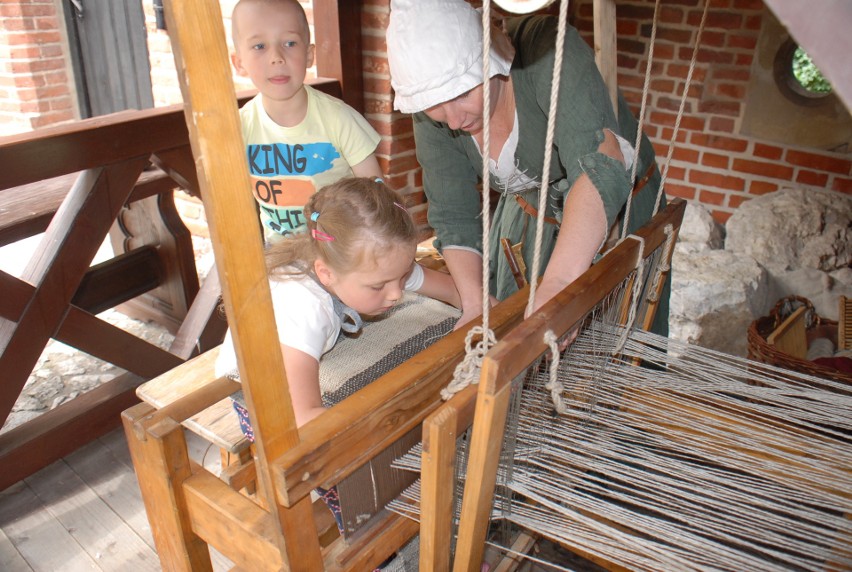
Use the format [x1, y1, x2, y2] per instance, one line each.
[656, 0, 710, 215]
[526, 0, 570, 316]
[443, 1, 498, 399]
[392, 305, 852, 570]
[543, 330, 568, 414]
[441, 325, 497, 400]
[621, 0, 661, 236]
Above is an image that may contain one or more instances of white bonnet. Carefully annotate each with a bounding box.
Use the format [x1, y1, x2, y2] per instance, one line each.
[387, 0, 512, 113]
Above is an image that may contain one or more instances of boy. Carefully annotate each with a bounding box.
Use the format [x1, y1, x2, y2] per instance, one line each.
[231, 0, 382, 239]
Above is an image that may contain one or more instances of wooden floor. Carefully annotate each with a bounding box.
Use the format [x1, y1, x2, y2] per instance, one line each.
[0, 427, 233, 572]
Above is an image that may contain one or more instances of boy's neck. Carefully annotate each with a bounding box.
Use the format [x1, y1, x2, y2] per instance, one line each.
[261, 85, 309, 128]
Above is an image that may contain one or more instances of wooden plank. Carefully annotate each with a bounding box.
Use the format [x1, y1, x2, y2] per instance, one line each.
[123, 403, 214, 571]
[162, 0, 322, 566]
[0, 526, 32, 572]
[452, 360, 515, 572]
[593, 0, 619, 118]
[64, 437, 158, 549]
[0, 372, 143, 491]
[767, 305, 808, 359]
[94, 428, 235, 571]
[25, 458, 161, 571]
[0, 481, 100, 571]
[135, 346, 250, 453]
[0, 160, 148, 428]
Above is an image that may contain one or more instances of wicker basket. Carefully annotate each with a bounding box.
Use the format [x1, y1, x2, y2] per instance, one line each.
[747, 295, 852, 384]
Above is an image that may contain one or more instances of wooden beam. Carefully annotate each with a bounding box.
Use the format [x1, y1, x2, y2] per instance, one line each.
[594, 0, 619, 119]
[162, 0, 323, 567]
[0, 372, 143, 491]
[312, 0, 365, 112]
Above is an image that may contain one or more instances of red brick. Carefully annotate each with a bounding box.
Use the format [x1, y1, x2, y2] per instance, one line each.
[744, 14, 763, 30]
[701, 31, 726, 48]
[712, 210, 732, 224]
[389, 134, 416, 155]
[735, 53, 753, 67]
[727, 34, 757, 51]
[785, 149, 852, 175]
[362, 55, 388, 75]
[727, 193, 750, 208]
[753, 143, 783, 161]
[617, 53, 640, 72]
[732, 158, 794, 180]
[362, 34, 386, 52]
[363, 98, 391, 114]
[831, 177, 852, 194]
[658, 128, 689, 144]
[689, 10, 742, 30]
[656, 96, 688, 112]
[689, 133, 748, 153]
[656, 27, 694, 44]
[698, 189, 726, 205]
[733, 0, 764, 10]
[702, 152, 729, 169]
[713, 82, 746, 100]
[667, 63, 707, 81]
[795, 170, 829, 187]
[659, 7, 685, 24]
[363, 76, 390, 94]
[385, 152, 420, 175]
[708, 116, 735, 133]
[697, 100, 741, 117]
[616, 20, 639, 36]
[689, 170, 746, 191]
[663, 183, 696, 201]
[673, 147, 699, 163]
[676, 46, 728, 65]
[663, 165, 687, 182]
[749, 180, 778, 195]
[711, 67, 751, 82]
[651, 43, 676, 61]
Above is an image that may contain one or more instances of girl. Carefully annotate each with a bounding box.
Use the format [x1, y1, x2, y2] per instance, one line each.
[214, 176, 460, 428]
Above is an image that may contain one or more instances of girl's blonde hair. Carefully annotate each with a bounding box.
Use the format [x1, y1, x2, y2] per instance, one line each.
[265, 177, 416, 278]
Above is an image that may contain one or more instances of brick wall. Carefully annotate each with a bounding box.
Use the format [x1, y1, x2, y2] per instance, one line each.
[574, 0, 852, 223]
[2, 0, 850, 228]
[0, 0, 75, 135]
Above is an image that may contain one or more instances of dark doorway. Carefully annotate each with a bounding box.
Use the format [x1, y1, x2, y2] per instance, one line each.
[62, 0, 154, 118]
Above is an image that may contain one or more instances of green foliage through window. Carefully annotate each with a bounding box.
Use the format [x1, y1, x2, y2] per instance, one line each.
[792, 47, 832, 94]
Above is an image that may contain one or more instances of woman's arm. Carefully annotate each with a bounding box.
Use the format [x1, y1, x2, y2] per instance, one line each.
[441, 248, 499, 329]
[281, 344, 326, 427]
[529, 130, 622, 318]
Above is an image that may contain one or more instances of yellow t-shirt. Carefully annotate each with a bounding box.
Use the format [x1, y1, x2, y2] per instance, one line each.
[240, 86, 380, 237]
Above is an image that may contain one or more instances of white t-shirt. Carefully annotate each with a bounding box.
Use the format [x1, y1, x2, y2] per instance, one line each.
[215, 263, 425, 377]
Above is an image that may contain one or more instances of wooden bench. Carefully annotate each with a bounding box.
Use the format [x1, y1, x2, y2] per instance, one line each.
[136, 345, 249, 457]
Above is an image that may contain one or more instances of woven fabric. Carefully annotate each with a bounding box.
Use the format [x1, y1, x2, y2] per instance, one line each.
[231, 292, 460, 409]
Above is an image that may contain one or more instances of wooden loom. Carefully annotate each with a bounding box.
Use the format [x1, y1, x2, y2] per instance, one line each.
[119, 1, 535, 569]
[122, 0, 691, 570]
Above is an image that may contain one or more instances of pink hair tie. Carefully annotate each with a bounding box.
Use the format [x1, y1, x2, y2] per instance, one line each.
[311, 228, 335, 242]
[394, 202, 407, 211]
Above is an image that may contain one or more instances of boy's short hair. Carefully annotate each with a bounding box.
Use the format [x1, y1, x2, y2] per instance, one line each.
[231, 0, 311, 50]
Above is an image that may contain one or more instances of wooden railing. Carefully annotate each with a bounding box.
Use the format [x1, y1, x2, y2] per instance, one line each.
[0, 82, 343, 490]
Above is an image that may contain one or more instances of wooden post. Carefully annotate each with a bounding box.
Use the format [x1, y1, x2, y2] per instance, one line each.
[161, 0, 322, 569]
[594, 0, 619, 119]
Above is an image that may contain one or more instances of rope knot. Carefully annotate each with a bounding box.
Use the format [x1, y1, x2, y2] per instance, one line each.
[440, 326, 497, 400]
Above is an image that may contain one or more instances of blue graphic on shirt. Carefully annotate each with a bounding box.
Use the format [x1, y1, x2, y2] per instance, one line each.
[247, 142, 340, 176]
